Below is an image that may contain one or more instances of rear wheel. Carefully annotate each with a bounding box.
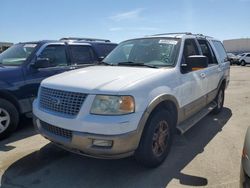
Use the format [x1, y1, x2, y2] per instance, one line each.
[135, 109, 174, 168]
[0, 99, 19, 139]
[213, 86, 225, 114]
[241, 60, 246, 66]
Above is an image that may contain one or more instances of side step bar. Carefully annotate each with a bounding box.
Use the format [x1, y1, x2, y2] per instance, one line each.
[177, 101, 217, 134]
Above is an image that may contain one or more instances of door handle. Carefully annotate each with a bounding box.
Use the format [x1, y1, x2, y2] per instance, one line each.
[200, 73, 206, 78]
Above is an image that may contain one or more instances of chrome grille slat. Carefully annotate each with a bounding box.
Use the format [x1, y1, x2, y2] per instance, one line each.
[39, 87, 86, 116]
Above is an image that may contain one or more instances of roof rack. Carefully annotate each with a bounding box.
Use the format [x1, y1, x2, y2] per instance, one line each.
[195, 34, 213, 38]
[60, 37, 110, 42]
[151, 32, 193, 36]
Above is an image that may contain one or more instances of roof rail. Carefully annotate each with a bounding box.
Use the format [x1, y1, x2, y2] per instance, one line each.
[151, 32, 193, 36]
[195, 34, 213, 38]
[60, 37, 111, 42]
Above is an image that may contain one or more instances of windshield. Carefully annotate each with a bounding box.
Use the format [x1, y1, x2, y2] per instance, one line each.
[0, 43, 37, 66]
[104, 38, 180, 68]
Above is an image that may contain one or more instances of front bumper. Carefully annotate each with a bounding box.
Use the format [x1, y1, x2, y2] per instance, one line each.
[33, 116, 140, 159]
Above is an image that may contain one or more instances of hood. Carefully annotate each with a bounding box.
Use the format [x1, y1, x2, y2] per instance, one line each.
[42, 66, 163, 94]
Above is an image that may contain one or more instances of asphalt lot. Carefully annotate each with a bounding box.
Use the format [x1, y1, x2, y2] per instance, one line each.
[0, 66, 250, 188]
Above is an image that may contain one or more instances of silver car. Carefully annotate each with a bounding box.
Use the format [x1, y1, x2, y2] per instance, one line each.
[240, 127, 250, 187]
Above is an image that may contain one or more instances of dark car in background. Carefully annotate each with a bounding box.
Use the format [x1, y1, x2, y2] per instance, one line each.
[0, 38, 117, 138]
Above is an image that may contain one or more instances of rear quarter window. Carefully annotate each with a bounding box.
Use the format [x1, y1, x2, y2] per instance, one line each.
[212, 41, 227, 63]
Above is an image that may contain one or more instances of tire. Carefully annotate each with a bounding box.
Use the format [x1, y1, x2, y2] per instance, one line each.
[241, 60, 246, 66]
[135, 109, 174, 168]
[0, 99, 19, 139]
[213, 86, 225, 114]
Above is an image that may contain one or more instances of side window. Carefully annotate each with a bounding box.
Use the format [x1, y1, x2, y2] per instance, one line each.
[94, 44, 117, 58]
[183, 39, 199, 57]
[182, 39, 199, 63]
[39, 45, 67, 66]
[212, 41, 227, 63]
[69, 45, 94, 65]
[198, 40, 218, 65]
[246, 54, 250, 57]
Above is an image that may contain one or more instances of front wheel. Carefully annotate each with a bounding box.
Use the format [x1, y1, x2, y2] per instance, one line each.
[0, 99, 19, 139]
[213, 87, 225, 114]
[135, 110, 173, 168]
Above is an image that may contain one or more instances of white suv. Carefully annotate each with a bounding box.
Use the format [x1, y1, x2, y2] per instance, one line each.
[33, 33, 230, 167]
[239, 53, 250, 66]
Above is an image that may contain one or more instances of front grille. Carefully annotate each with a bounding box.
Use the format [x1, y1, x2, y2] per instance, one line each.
[39, 87, 87, 116]
[41, 120, 72, 139]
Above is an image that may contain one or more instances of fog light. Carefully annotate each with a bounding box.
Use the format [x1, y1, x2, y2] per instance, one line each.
[92, 139, 113, 147]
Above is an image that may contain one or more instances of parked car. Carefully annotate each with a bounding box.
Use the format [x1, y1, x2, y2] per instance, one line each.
[239, 53, 250, 66]
[33, 33, 230, 167]
[227, 53, 238, 65]
[0, 38, 117, 138]
[240, 126, 250, 187]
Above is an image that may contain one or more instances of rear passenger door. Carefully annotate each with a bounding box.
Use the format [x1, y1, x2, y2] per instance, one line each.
[210, 40, 230, 96]
[197, 39, 221, 103]
[69, 45, 97, 69]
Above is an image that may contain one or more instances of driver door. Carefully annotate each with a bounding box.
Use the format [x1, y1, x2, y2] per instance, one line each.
[23, 44, 72, 104]
[179, 39, 208, 119]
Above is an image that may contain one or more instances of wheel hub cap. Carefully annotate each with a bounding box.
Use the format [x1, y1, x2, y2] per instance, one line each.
[0, 108, 10, 133]
[152, 120, 169, 156]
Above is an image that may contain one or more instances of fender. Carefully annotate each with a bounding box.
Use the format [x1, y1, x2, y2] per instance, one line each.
[0, 90, 21, 113]
[217, 75, 228, 91]
[134, 94, 181, 146]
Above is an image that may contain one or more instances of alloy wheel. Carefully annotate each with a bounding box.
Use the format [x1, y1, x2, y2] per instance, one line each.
[152, 120, 170, 156]
[0, 108, 11, 133]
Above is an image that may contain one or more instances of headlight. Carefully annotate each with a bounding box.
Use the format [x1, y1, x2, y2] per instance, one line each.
[90, 95, 135, 115]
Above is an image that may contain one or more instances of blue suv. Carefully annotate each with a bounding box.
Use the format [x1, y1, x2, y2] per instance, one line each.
[0, 38, 117, 138]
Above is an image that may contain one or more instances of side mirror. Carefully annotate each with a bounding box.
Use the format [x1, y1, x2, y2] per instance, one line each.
[98, 56, 105, 61]
[181, 55, 208, 72]
[31, 58, 51, 68]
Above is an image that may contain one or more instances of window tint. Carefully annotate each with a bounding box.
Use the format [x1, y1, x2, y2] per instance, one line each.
[212, 41, 227, 63]
[198, 40, 217, 64]
[183, 39, 199, 57]
[247, 54, 250, 57]
[94, 44, 117, 57]
[70, 45, 94, 64]
[182, 39, 199, 66]
[39, 45, 67, 66]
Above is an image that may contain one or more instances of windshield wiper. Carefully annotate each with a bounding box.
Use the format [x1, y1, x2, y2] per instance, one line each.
[117, 61, 158, 68]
